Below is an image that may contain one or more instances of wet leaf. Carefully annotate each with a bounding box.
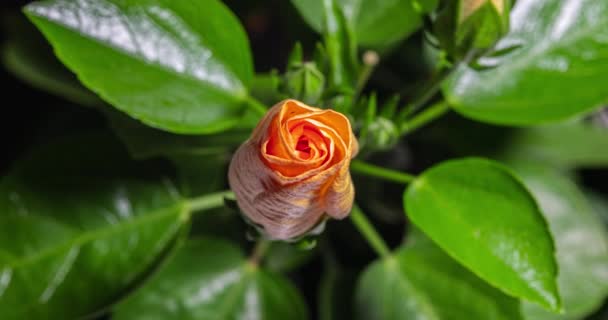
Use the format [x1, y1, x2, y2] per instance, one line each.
[26, 0, 254, 133]
[355, 231, 522, 320]
[404, 158, 560, 310]
[444, 0, 608, 125]
[0, 133, 188, 319]
[113, 238, 308, 320]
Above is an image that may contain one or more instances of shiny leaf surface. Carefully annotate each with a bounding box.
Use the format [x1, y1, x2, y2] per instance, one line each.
[355, 231, 522, 320]
[113, 238, 308, 320]
[404, 158, 560, 310]
[443, 0, 608, 125]
[510, 164, 608, 320]
[500, 123, 608, 169]
[1, 13, 102, 108]
[25, 0, 254, 133]
[0, 133, 187, 319]
[291, 0, 437, 47]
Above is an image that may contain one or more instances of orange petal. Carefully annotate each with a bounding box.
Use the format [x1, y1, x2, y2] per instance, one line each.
[228, 99, 358, 240]
[229, 140, 330, 239]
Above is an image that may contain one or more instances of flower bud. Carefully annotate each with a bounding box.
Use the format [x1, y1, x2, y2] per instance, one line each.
[228, 99, 358, 240]
[282, 62, 325, 105]
[361, 117, 400, 152]
[434, 0, 510, 60]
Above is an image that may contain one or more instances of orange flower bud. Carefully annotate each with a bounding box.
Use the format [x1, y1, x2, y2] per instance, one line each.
[228, 99, 358, 240]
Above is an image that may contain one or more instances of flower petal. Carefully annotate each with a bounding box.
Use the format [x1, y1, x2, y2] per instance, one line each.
[229, 140, 330, 239]
[228, 99, 358, 240]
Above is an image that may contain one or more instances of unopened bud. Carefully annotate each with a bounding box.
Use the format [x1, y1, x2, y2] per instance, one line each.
[434, 0, 510, 60]
[362, 117, 399, 152]
[282, 62, 325, 105]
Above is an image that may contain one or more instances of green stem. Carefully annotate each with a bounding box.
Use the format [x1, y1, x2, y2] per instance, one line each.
[248, 239, 271, 266]
[397, 50, 478, 122]
[350, 205, 391, 258]
[354, 50, 379, 100]
[350, 160, 416, 185]
[400, 100, 450, 135]
[398, 67, 451, 119]
[186, 190, 234, 213]
[246, 95, 268, 116]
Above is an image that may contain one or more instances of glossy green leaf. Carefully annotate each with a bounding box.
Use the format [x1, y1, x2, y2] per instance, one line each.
[25, 0, 254, 134]
[291, 0, 437, 47]
[500, 123, 608, 169]
[509, 164, 608, 320]
[113, 238, 308, 320]
[355, 231, 522, 320]
[404, 158, 560, 310]
[1, 13, 101, 107]
[443, 0, 608, 125]
[0, 133, 188, 319]
[106, 110, 248, 160]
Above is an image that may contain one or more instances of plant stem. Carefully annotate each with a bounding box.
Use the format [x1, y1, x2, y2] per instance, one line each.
[400, 100, 450, 135]
[245, 95, 268, 116]
[350, 205, 391, 258]
[354, 50, 380, 100]
[186, 190, 234, 213]
[248, 239, 271, 266]
[397, 51, 476, 122]
[398, 67, 452, 119]
[350, 160, 416, 185]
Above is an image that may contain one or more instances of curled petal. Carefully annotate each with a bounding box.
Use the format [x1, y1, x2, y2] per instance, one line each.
[228, 99, 357, 240]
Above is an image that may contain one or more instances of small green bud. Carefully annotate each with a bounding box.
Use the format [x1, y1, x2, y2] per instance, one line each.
[434, 0, 510, 60]
[312, 42, 328, 73]
[282, 62, 325, 105]
[362, 117, 400, 152]
[287, 42, 303, 70]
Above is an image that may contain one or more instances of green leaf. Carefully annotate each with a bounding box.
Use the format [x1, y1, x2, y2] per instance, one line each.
[355, 231, 522, 320]
[433, 0, 510, 60]
[291, 0, 437, 47]
[509, 164, 608, 320]
[250, 72, 282, 105]
[588, 191, 608, 227]
[105, 110, 248, 197]
[404, 158, 560, 310]
[106, 110, 248, 160]
[322, 0, 358, 94]
[169, 153, 229, 198]
[113, 238, 308, 320]
[1, 13, 101, 107]
[0, 133, 188, 319]
[499, 123, 608, 169]
[443, 0, 608, 125]
[263, 242, 316, 273]
[25, 0, 254, 134]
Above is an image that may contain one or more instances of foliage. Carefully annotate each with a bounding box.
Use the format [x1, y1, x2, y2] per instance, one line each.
[1, 0, 607, 319]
